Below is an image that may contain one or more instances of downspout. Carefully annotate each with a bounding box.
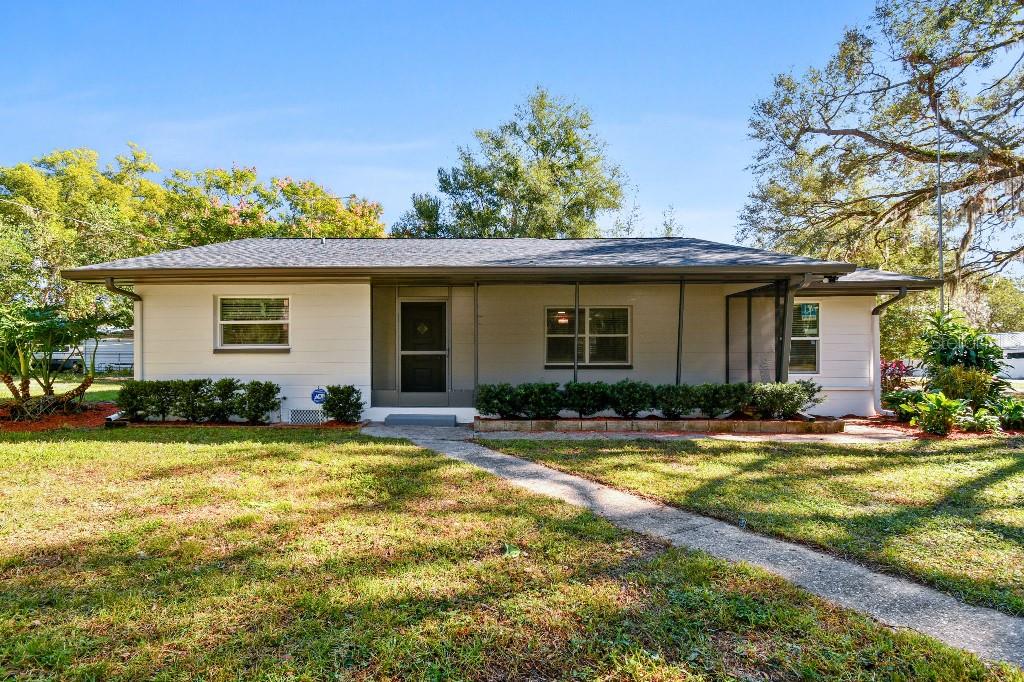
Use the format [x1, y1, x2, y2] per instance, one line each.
[870, 287, 908, 415]
[105, 278, 143, 380]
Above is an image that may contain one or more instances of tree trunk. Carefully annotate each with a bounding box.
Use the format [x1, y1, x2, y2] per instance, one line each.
[56, 375, 94, 408]
[1, 373, 21, 403]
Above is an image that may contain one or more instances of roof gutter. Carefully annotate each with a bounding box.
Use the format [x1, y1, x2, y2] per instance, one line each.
[871, 287, 908, 315]
[104, 277, 141, 302]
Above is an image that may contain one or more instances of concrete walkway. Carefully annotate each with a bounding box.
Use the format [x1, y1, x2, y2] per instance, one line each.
[363, 423, 1023, 668]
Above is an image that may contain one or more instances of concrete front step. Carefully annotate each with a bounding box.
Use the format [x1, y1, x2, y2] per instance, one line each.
[384, 414, 458, 427]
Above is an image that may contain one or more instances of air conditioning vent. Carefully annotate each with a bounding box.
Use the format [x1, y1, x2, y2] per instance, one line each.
[290, 409, 324, 425]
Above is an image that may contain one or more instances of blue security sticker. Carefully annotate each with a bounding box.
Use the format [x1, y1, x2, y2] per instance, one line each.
[311, 387, 327, 405]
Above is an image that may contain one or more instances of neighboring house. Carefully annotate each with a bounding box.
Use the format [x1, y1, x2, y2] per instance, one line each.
[62, 237, 938, 422]
[992, 332, 1024, 379]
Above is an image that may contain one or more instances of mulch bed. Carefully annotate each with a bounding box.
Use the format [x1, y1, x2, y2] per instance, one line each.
[844, 415, 1024, 440]
[0, 403, 363, 433]
[121, 420, 364, 430]
[0, 402, 119, 432]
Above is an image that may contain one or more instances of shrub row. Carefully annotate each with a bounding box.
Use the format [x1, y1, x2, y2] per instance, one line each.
[476, 379, 823, 420]
[117, 378, 282, 424]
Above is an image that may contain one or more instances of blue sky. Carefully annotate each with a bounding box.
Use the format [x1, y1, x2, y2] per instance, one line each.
[3, 1, 874, 242]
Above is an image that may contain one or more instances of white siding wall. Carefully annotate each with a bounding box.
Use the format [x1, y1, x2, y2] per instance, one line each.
[793, 295, 875, 416]
[135, 282, 371, 421]
[133, 281, 878, 422]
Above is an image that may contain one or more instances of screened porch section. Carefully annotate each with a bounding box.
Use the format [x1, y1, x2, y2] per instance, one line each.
[370, 281, 812, 409]
[725, 283, 819, 385]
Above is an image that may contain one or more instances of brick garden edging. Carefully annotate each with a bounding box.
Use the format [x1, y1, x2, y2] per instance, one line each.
[474, 417, 845, 434]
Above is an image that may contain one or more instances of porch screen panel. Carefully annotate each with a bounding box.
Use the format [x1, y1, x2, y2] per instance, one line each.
[726, 296, 747, 383]
[751, 296, 777, 382]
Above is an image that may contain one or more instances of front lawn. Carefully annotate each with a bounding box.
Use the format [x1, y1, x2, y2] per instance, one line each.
[0, 428, 1015, 679]
[0, 375, 123, 403]
[482, 437, 1024, 618]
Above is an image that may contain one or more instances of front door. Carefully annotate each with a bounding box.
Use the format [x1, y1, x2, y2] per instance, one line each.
[400, 301, 446, 393]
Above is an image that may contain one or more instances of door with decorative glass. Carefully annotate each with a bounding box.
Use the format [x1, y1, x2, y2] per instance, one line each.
[399, 301, 447, 394]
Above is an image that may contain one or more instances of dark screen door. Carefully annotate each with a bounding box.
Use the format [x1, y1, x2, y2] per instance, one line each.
[400, 302, 446, 392]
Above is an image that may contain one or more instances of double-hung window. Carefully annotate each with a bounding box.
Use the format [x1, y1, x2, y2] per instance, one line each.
[789, 302, 819, 373]
[545, 306, 630, 367]
[217, 297, 290, 348]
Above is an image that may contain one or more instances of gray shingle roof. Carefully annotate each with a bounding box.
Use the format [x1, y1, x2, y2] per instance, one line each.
[65, 237, 855, 275]
[803, 267, 941, 293]
[835, 268, 936, 284]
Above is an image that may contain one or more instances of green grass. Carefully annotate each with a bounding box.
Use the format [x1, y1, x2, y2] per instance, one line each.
[482, 437, 1024, 618]
[0, 428, 1016, 680]
[0, 375, 124, 403]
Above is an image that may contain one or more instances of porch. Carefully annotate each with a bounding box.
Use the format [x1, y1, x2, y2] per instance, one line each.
[365, 278, 863, 421]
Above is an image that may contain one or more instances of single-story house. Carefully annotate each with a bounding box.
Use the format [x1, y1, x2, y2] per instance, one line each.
[62, 237, 938, 422]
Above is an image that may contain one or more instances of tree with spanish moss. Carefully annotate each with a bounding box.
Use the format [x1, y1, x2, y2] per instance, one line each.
[740, 0, 1024, 297]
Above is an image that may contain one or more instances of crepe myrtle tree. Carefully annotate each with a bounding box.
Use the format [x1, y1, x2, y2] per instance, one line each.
[0, 303, 119, 419]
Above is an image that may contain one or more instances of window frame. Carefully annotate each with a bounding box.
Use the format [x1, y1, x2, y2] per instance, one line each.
[789, 300, 820, 375]
[215, 295, 291, 350]
[544, 305, 632, 368]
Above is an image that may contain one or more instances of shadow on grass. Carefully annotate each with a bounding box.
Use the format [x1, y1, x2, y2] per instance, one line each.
[496, 436, 1024, 616]
[0, 428, 1005, 679]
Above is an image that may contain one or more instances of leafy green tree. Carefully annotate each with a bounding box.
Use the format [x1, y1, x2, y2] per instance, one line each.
[162, 166, 279, 245]
[0, 145, 386, 317]
[0, 145, 166, 315]
[275, 179, 384, 238]
[983, 277, 1024, 332]
[740, 0, 1024, 294]
[394, 87, 625, 238]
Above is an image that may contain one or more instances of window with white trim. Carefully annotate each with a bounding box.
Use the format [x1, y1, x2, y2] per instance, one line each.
[217, 297, 290, 347]
[545, 306, 630, 366]
[789, 302, 819, 373]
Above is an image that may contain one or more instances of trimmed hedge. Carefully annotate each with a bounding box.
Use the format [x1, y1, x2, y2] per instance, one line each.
[209, 378, 244, 422]
[563, 381, 610, 417]
[654, 384, 693, 419]
[475, 383, 520, 419]
[608, 379, 655, 418]
[474, 380, 824, 420]
[323, 384, 364, 423]
[692, 383, 748, 419]
[116, 378, 282, 424]
[514, 383, 564, 419]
